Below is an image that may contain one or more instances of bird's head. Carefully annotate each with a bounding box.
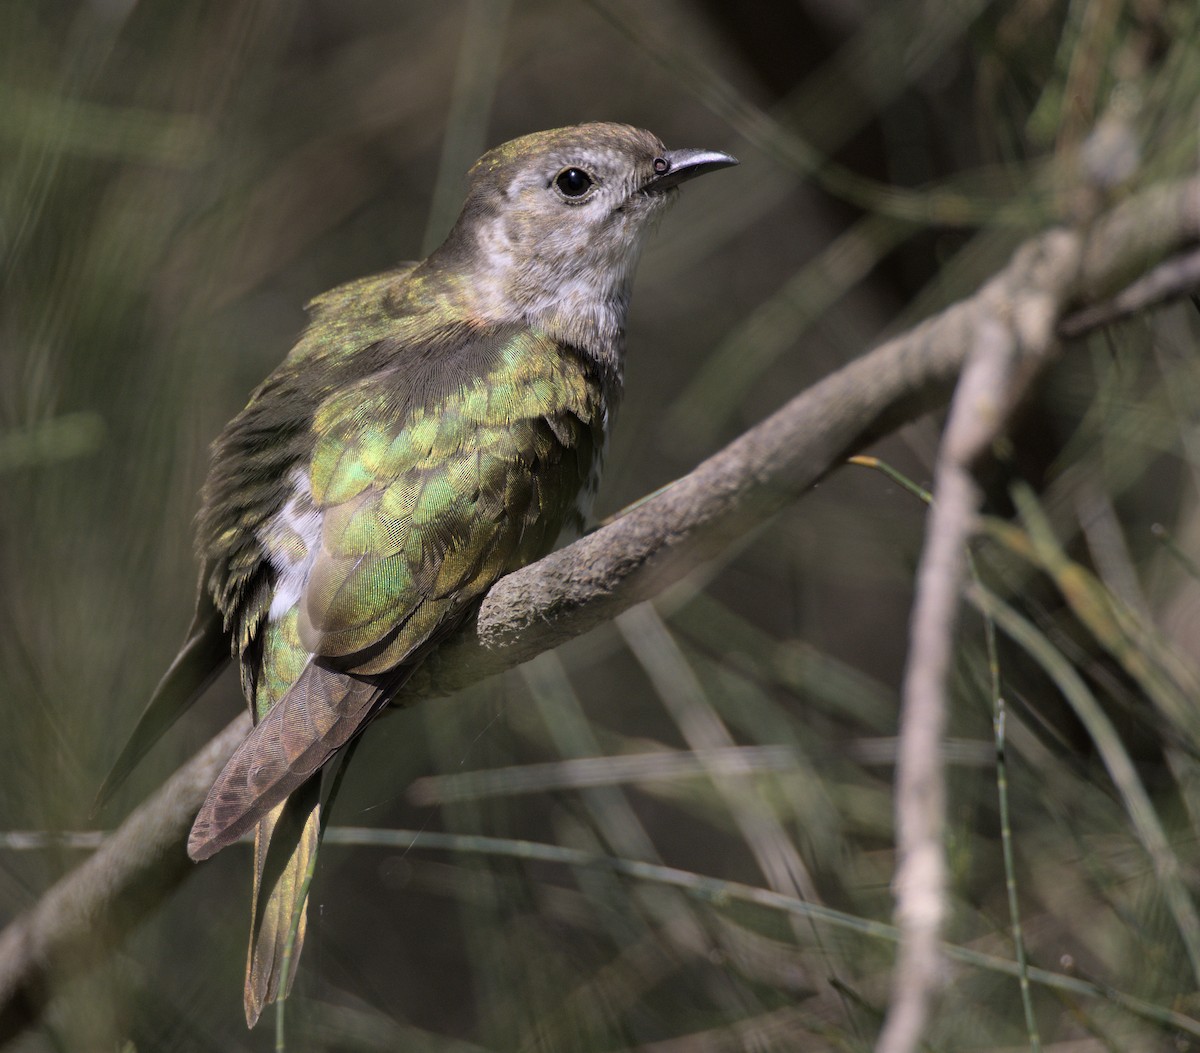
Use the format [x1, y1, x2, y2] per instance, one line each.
[425, 122, 737, 349]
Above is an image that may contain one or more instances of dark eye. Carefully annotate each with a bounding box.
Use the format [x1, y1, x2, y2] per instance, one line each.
[554, 167, 594, 198]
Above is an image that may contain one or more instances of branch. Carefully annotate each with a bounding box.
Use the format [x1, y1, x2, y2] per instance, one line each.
[0, 718, 249, 1041]
[1058, 242, 1200, 337]
[2, 175, 1199, 1040]
[878, 230, 1081, 1053]
[404, 179, 1200, 699]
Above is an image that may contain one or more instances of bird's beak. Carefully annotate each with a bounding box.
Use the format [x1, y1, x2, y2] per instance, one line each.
[642, 147, 739, 192]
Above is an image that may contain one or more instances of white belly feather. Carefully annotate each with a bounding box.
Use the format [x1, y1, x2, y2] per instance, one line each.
[259, 469, 323, 619]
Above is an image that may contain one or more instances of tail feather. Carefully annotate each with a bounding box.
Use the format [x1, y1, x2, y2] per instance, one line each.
[244, 780, 321, 1028]
[94, 595, 229, 813]
[188, 661, 383, 861]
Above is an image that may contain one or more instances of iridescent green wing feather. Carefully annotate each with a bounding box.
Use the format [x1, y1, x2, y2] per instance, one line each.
[300, 326, 600, 666]
[189, 321, 605, 859]
[94, 273, 424, 810]
[196, 267, 420, 689]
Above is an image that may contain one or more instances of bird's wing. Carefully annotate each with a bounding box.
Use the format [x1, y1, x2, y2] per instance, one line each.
[188, 325, 604, 860]
[93, 587, 230, 812]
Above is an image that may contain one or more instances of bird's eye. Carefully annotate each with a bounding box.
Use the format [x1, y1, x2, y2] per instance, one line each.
[554, 167, 595, 199]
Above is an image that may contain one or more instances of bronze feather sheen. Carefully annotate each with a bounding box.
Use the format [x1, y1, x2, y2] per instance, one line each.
[104, 122, 736, 1027]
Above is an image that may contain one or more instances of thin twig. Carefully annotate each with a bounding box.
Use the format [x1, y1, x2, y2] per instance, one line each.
[878, 228, 1082, 1053]
[878, 317, 1020, 1053]
[312, 826, 1200, 1038]
[406, 744, 801, 804]
[617, 604, 820, 902]
[986, 607, 1042, 1051]
[1058, 244, 1200, 337]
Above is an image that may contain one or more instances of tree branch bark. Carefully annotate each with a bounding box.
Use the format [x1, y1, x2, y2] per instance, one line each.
[878, 227, 1082, 1053]
[2, 175, 1199, 1042]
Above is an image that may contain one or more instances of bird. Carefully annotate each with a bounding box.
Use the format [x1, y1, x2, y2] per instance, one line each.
[99, 122, 737, 1026]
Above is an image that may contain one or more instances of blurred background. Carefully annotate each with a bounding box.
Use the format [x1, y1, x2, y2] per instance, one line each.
[4, 0, 1200, 1049]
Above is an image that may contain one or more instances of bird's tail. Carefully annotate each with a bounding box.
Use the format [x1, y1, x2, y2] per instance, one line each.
[244, 778, 321, 1028]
